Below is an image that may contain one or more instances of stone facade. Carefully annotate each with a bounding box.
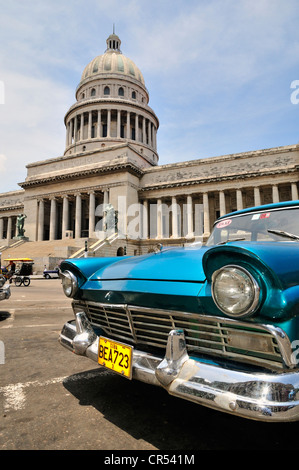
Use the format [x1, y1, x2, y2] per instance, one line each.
[0, 33, 298, 257]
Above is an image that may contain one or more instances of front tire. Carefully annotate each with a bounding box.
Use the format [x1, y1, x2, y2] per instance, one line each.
[23, 277, 30, 287]
[14, 276, 22, 287]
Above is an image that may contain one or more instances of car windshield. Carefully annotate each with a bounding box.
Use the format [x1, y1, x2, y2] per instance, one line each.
[206, 206, 299, 246]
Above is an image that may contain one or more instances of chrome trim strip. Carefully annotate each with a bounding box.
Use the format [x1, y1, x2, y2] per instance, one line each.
[77, 301, 291, 370]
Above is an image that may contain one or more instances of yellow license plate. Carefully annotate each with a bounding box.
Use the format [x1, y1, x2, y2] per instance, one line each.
[98, 337, 133, 379]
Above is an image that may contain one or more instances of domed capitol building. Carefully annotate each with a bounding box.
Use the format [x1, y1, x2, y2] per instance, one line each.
[0, 32, 298, 271]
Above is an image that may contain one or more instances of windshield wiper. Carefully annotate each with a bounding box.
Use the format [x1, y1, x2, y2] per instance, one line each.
[217, 238, 246, 245]
[267, 229, 299, 241]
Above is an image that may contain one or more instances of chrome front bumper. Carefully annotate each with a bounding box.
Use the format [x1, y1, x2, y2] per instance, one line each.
[59, 312, 299, 422]
[0, 285, 11, 301]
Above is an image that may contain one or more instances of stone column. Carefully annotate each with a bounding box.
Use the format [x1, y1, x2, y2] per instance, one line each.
[75, 193, 82, 239]
[117, 110, 121, 138]
[80, 113, 84, 140]
[102, 190, 109, 234]
[89, 191, 95, 238]
[74, 116, 77, 143]
[107, 109, 111, 138]
[157, 199, 162, 239]
[69, 119, 73, 145]
[14, 217, 18, 238]
[254, 187, 261, 206]
[272, 185, 279, 203]
[49, 198, 57, 241]
[135, 114, 139, 141]
[148, 120, 152, 147]
[171, 196, 179, 238]
[186, 195, 193, 238]
[7, 217, 12, 241]
[203, 193, 210, 238]
[65, 122, 69, 147]
[291, 183, 298, 201]
[38, 199, 44, 241]
[126, 112, 130, 139]
[0, 218, 3, 239]
[143, 117, 146, 144]
[142, 200, 148, 239]
[97, 110, 101, 138]
[236, 190, 243, 211]
[88, 111, 92, 139]
[103, 190, 109, 208]
[153, 126, 157, 150]
[62, 196, 69, 238]
[219, 191, 226, 216]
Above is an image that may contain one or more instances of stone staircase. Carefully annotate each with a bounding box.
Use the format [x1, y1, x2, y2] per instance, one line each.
[69, 233, 118, 258]
[1, 238, 95, 273]
[0, 234, 120, 273]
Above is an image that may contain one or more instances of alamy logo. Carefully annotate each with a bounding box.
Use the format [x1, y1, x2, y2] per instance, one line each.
[290, 80, 299, 104]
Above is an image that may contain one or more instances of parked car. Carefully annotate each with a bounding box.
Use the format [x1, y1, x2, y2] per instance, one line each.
[43, 268, 59, 279]
[0, 274, 10, 301]
[59, 199, 299, 422]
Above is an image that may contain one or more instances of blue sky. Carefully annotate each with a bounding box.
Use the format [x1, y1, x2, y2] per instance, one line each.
[0, 0, 299, 193]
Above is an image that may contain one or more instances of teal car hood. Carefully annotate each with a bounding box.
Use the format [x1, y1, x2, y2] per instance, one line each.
[61, 241, 299, 288]
[87, 247, 210, 283]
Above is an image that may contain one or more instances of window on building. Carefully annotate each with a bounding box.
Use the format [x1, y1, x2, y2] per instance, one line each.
[104, 86, 110, 95]
[91, 88, 96, 96]
[117, 247, 125, 256]
[118, 87, 124, 97]
[132, 91, 136, 99]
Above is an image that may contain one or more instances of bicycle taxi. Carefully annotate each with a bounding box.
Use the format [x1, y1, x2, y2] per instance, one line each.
[3, 258, 34, 287]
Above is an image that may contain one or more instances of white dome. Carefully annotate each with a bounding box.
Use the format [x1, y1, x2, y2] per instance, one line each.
[80, 33, 145, 87]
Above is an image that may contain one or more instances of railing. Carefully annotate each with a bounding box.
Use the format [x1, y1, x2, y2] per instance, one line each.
[69, 232, 118, 258]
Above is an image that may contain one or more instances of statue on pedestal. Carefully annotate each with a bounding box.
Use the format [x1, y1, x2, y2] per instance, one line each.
[16, 214, 27, 238]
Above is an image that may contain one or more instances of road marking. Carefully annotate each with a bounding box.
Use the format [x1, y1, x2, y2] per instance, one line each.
[0, 370, 104, 412]
[12, 299, 69, 302]
[0, 307, 70, 329]
[1, 324, 64, 329]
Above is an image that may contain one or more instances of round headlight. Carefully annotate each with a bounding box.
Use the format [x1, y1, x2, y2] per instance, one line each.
[61, 270, 78, 298]
[212, 265, 260, 318]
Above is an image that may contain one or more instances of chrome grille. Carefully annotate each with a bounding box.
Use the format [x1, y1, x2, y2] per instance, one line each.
[83, 301, 286, 369]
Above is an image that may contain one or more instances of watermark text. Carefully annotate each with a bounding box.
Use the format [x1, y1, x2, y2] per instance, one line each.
[290, 80, 299, 104]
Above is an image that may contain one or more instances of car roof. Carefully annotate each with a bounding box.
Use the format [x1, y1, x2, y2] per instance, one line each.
[217, 199, 299, 221]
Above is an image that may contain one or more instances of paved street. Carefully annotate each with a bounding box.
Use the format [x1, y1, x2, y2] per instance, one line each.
[1, 279, 299, 452]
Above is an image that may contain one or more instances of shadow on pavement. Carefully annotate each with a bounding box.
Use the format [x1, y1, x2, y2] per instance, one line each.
[0, 311, 11, 322]
[63, 368, 298, 451]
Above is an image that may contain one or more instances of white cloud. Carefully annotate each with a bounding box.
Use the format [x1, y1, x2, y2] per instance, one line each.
[0, 0, 299, 190]
[0, 70, 73, 188]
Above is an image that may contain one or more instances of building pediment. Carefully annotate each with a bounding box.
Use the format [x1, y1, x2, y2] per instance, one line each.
[19, 144, 145, 188]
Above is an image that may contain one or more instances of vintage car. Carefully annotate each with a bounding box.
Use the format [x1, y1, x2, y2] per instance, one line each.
[43, 268, 60, 279]
[59, 199, 299, 422]
[0, 275, 11, 301]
